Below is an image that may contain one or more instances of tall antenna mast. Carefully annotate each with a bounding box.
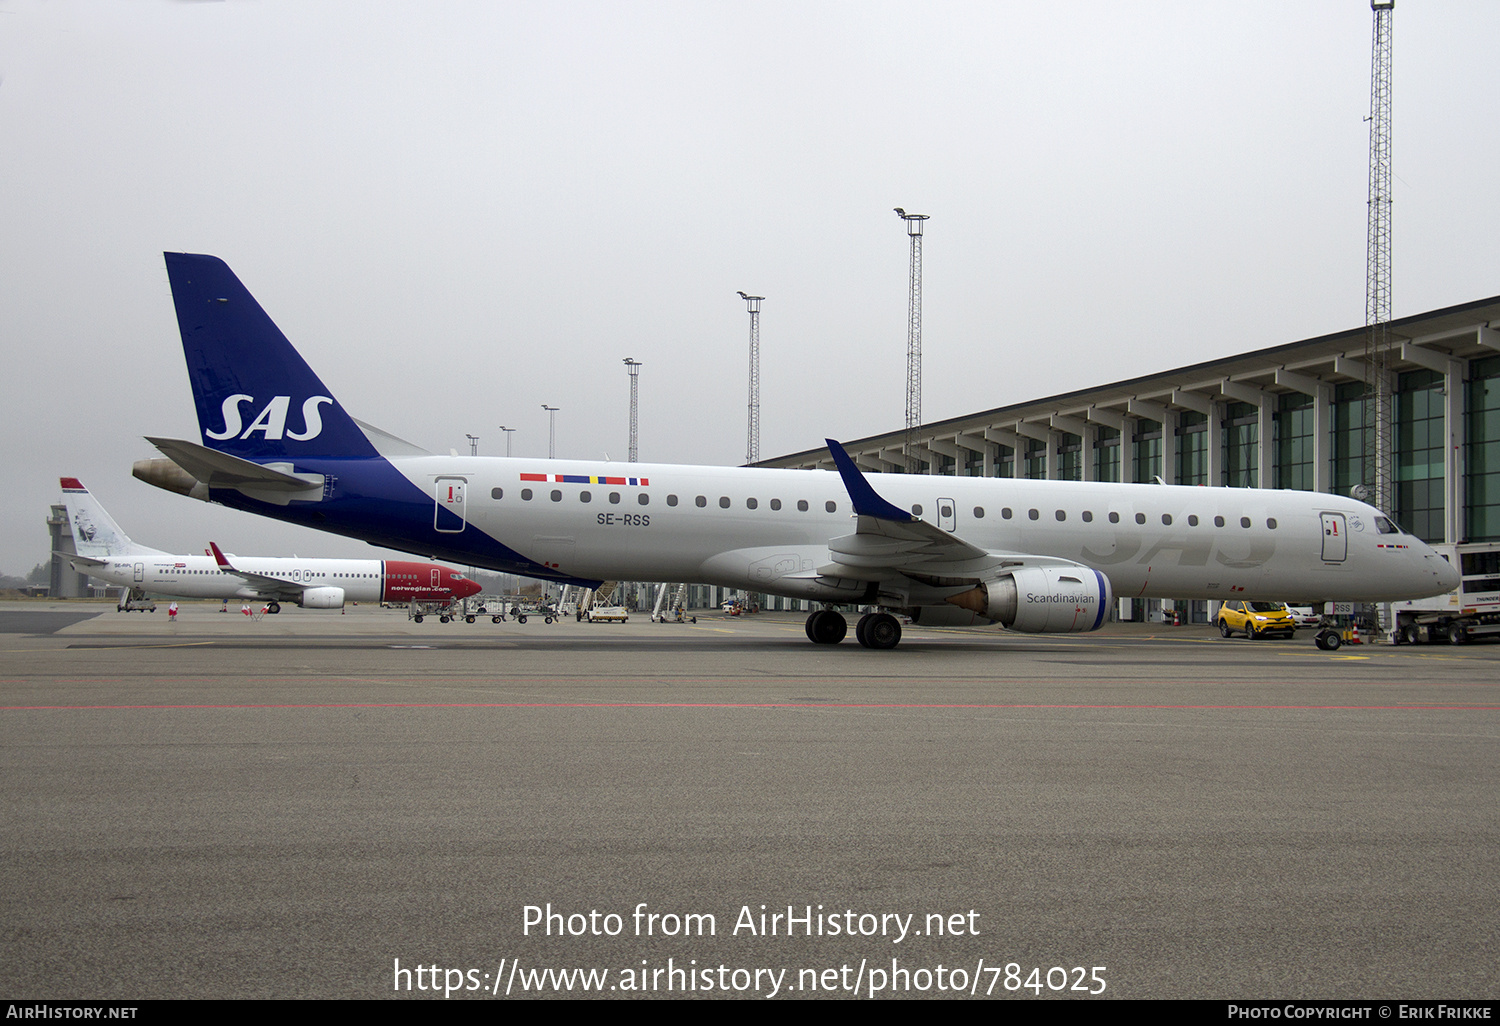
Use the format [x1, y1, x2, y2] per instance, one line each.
[737, 291, 763, 465]
[623, 358, 642, 462]
[895, 208, 929, 474]
[1363, 0, 1395, 517]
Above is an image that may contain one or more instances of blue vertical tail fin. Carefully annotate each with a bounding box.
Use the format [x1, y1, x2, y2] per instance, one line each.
[164, 253, 377, 461]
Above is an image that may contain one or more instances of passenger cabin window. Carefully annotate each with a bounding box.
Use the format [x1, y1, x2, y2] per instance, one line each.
[797, 500, 809, 512]
[638, 494, 649, 506]
[491, 487, 503, 499]
[1055, 510, 1066, 521]
[1081, 511, 1093, 523]
[911, 504, 923, 516]
[1214, 516, 1226, 527]
[667, 494, 679, 506]
[1028, 509, 1039, 521]
[609, 492, 621, 504]
[770, 499, 782, 511]
[550, 490, 562, 502]
[1240, 517, 1251, 528]
[1135, 513, 1146, 525]
[521, 489, 533, 501]
[1002, 507, 1013, 519]
[746, 498, 758, 509]
[719, 496, 731, 508]
[973, 507, 985, 519]
[580, 491, 592, 503]
[1108, 512, 1119, 524]
[1266, 518, 1277, 529]
[696, 496, 707, 507]
[1161, 514, 1172, 525]
[825, 501, 837, 513]
[1187, 515, 1198, 526]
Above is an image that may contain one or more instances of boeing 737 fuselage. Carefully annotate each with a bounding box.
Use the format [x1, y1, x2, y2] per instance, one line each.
[61, 477, 480, 613]
[133, 254, 1459, 649]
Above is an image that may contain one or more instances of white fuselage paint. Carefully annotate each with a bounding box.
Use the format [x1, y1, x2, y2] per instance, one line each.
[391, 456, 1457, 605]
[88, 555, 388, 603]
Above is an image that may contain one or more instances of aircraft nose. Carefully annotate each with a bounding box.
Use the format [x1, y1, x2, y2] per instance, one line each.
[1435, 554, 1461, 592]
[460, 577, 482, 598]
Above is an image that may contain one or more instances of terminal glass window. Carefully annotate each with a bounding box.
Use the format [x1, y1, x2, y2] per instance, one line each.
[1176, 412, 1207, 486]
[1057, 432, 1082, 482]
[1467, 356, 1500, 541]
[1330, 382, 1367, 498]
[1223, 402, 1258, 488]
[1024, 439, 1047, 480]
[1395, 369, 1445, 542]
[995, 444, 1015, 478]
[1133, 420, 1162, 484]
[1093, 427, 1121, 483]
[964, 445, 987, 477]
[1274, 391, 1315, 491]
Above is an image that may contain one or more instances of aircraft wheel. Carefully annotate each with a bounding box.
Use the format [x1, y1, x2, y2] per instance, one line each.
[1218, 620, 1232, 639]
[268, 602, 281, 614]
[414, 614, 424, 623]
[805, 610, 847, 645]
[855, 614, 873, 648]
[1317, 629, 1341, 651]
[865, 613, 902, 650]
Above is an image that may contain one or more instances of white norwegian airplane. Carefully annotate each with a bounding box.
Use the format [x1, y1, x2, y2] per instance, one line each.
[60, 477, 481, 614]
[132, 254, 1459, 649]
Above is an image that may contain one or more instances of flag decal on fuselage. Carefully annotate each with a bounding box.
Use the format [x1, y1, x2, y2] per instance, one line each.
[519, 473, 650, 486]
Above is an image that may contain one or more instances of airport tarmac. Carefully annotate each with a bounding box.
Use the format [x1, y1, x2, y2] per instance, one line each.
[2, 601, 1496, 1000]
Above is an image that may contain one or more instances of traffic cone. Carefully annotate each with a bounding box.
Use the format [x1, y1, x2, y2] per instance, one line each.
[1350, 622, 1361, 645]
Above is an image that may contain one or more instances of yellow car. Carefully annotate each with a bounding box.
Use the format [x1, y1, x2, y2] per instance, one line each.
[1216, 601, 1297, 640]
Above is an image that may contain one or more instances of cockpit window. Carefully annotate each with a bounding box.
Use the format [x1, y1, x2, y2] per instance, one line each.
[1375, 516, 1400, 535]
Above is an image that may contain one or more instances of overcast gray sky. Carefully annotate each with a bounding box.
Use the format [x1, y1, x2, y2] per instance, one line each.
[1, 0, 1496, 575]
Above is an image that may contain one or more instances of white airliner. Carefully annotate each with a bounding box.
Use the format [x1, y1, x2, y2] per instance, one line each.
[60, 478, 481, 614]
[131, 254, 1459, 649]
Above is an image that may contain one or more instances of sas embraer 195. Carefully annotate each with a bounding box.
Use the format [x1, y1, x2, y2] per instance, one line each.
[61, 478, 480, 614]
[131, 254, 1458, 649]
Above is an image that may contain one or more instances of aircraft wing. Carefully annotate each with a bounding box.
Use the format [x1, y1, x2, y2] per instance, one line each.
[209, 542, 306, 600]
[821, 439, 1081, 582]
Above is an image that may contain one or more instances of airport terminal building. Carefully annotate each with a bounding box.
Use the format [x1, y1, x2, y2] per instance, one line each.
[756, 294, 1500, 623]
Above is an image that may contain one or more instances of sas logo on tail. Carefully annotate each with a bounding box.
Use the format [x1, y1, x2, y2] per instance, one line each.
[206, 394, 334, 441]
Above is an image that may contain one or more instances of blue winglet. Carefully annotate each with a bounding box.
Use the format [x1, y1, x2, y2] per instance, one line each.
[825, 439, 914, 522]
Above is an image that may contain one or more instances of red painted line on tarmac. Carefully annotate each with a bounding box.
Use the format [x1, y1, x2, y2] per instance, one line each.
[2, 702, 1498, 712]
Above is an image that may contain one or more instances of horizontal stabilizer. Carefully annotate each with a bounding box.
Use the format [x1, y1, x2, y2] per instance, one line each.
[146, 437, 325, 505]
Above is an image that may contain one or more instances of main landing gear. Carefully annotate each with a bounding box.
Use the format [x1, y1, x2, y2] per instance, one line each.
[804, 610, 903, 650]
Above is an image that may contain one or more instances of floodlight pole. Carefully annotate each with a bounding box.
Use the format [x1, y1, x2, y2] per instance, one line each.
[623, 358, 642, 462]
[737, 291, 763, 465]
[895, 207, 929, 475]
[541, 405, 558, 459]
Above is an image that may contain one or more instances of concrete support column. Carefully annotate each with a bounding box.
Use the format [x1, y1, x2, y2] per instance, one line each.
[1447, 358, 1464, 544]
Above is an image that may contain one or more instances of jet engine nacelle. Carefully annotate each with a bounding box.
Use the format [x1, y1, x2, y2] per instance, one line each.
[945, 565, 1113, 633]
[297, 586, 346, 609]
